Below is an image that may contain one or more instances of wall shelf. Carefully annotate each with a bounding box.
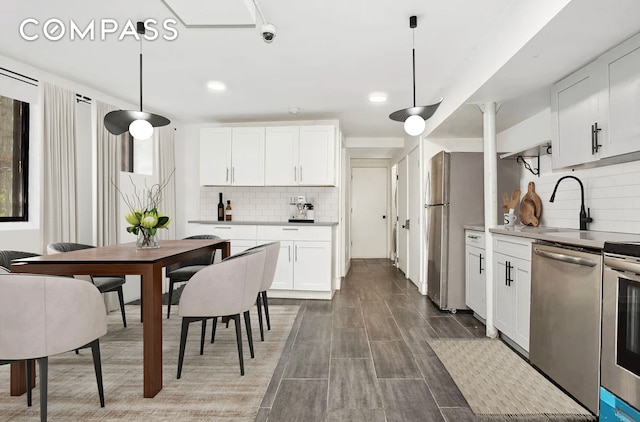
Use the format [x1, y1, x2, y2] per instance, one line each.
[499, 141, 551, 177]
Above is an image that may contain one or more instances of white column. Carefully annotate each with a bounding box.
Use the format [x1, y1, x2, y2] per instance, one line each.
[482, 102, 498, 338]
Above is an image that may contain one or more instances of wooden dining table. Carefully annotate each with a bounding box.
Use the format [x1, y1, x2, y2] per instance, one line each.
[9, 238, 230, 398]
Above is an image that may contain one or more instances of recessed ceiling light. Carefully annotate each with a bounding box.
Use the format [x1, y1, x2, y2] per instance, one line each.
[368, 92, 388, 103]
[206, 81, 226, 91]
[289, 107, 300, 115]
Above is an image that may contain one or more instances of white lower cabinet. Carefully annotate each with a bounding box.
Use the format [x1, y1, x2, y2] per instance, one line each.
[257, 226, 332, 294]
[464, 230, 486, 319]
[292, 241, 332, 291]
[493, 235, 532, 352]
[188, 223, 334, 298]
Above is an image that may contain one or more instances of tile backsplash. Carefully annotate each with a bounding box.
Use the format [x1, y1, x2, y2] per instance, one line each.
[200, 186, 339, 223]
[519, 155, 640, 233]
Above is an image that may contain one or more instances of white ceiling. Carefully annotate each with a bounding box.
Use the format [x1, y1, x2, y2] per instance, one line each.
[0, 0, 639, 142]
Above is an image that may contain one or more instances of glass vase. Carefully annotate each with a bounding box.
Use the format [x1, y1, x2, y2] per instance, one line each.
[137, 228, 160, 249]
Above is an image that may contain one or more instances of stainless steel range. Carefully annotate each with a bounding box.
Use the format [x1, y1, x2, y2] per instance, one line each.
[602, 241, 640, 413]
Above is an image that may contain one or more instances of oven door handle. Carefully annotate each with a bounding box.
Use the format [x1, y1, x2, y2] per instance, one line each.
[605, 256, 640, 278]
[533, 248, 597, 267]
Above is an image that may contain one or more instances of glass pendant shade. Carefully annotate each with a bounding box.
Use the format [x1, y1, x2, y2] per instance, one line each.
[129, 119, 153, 140]
[404, 115, 426, 136]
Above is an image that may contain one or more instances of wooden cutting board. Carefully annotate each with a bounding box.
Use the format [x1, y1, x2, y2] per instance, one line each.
[519, 182, 542, 226]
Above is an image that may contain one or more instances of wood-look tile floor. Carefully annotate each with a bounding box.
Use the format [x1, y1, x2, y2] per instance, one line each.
[256, 258, 486, 422]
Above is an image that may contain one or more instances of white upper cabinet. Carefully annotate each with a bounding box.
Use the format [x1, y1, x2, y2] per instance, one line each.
[551, 62, 601, 169]
[199, 127, 265, 186]
[298, 125, 336, 186]
[599, 33, 640, 159]
[262, 124, 336, 186]
[551, 32, 640, 169]
[265, 126, 299, 185]
[231, 127, 265, 186]
[200, 128, 232, 185]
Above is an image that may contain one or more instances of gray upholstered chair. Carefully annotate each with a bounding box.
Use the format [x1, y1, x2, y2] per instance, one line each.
[0, 250, 41, 273]
[0, 273, 108, 421]
[215, 242, 280, 342]
[177, 248, 266, 378]
[166, 234, 221, 319]
[47, 242, 127, 327]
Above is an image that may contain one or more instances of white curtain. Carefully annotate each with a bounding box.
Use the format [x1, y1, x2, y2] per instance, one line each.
[42, 82, 77, 246]
[156, 126, 176, 240]
[95, 100, 123, 247]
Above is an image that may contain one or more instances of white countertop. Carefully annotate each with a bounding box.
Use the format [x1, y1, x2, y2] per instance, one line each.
[189, 220, 338, 227]
[489, 225, 640, 249]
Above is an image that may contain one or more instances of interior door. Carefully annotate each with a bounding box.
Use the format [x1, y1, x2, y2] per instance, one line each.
[408, 148, 421, 286]
[397, 157, 408, 275]
[351, 167, 388, 258]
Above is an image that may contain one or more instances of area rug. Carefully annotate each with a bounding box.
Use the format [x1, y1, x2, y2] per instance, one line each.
[0, 304, 299, 421]
[428, 339, 594, 420]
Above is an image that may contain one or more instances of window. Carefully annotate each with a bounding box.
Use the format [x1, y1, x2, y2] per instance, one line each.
[0, 94, 29, 221]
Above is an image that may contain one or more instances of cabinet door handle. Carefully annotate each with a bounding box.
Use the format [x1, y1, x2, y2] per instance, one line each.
[288, 245, 291, 262]
[282, 228, 299, 231]
[479, 253, 483, 274]
[226, 167, 229, 182]
[232, 167, 235, 183]
[591, 122, 602, 154]
[506, 261, 513, 286]
[300, 166, 303, 182]
[214, 226, 231, 229]
[295, 245, 298, 262]
[505, 261, 510, 286]
[294, 166, 297, 181]
[468, 235, 479, 239]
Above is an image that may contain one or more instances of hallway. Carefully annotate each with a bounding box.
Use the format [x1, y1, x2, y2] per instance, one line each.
[257, 258, 486, 421]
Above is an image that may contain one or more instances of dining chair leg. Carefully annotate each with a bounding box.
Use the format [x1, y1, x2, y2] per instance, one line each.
[26, 359, 32, 407]
[256, 295, 264, 341]
[210, 317, 218, 344]
[244, 310, 255, 359]
[90, 339, 105, 407]
[262, 291, 271, 330]
[233, 314, 244, 376]
[167, 279, 175, 319]
[199, 319, 207, 355]
[37, 357, 48, 422]
[116, 287, 127, 328]
[177, 318, 192, 379]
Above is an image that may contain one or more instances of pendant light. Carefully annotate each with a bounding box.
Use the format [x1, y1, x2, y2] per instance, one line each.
[104, 21, 170, 140]
[389, 16, 442, 136]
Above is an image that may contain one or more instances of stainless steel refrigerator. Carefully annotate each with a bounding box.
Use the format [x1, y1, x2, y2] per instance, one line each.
[426, 151, 486, 311]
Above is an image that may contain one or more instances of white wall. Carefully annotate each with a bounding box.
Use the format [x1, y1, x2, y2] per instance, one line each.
[0, 53, 149, 254]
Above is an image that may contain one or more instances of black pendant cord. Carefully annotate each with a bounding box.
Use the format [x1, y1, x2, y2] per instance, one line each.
[139, 52, 143, 112]
[412, 47, 416, 108]
[137, 21, 145, 112]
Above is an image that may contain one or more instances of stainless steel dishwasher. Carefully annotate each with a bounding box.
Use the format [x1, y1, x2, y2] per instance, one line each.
[530, 241, 602, 414]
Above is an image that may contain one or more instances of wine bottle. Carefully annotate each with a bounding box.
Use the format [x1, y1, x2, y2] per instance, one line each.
[225, 200, 232, 221]
[217, 193, 224, 221]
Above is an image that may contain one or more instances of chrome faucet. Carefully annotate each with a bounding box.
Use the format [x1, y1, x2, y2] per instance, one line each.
[549, 175, 593, 230]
